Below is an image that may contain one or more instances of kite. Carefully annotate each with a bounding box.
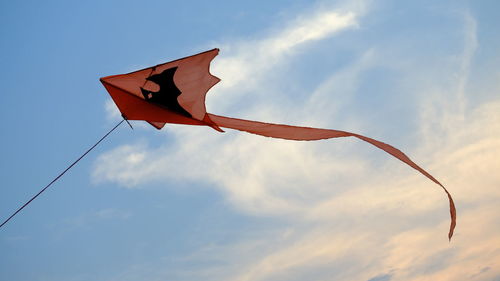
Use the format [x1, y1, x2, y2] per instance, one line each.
[100, 48, 456, 240]
[1, 49, 456, 241]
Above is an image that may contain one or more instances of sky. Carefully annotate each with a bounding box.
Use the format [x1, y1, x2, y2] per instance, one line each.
[1, 0, 500, 280]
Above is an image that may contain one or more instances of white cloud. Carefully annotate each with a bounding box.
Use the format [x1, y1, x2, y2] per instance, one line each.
[105, 98, 121, 121]
[129, 99, 500, 281]
[60, 208, 132, 231]
[207, 5, 362, 114]
[96, 3, 500, 281]
[93, 2, 369, 216]
[95, 208, 132, 220]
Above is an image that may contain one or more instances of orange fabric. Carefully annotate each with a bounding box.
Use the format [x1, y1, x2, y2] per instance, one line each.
[208, 114, 456, 240]
[100, 49, 456, 240]
[101, 81, 206, 126]
[100, 48, 221, 128]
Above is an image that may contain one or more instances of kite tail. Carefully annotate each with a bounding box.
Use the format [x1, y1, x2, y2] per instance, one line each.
[208, 113, 456, 240]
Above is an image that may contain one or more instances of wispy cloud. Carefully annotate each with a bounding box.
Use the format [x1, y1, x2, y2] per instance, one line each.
[95, 2, 369, 217]
[61, 208, 132, 230]
[418, 12, 479, 149]
[148, 97, 500, 280]
[97, 3, 500, 281]
[209, 9, 359, 95]
[105, 98, 121, 122]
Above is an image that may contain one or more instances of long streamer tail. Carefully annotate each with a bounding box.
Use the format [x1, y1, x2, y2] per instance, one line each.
[208, 113, 456, 240]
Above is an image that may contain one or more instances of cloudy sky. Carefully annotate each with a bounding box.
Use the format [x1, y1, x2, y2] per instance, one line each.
[1, 0, 499, 280]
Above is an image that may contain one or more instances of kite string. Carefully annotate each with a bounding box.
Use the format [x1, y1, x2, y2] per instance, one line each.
[0, 119, 125, 229]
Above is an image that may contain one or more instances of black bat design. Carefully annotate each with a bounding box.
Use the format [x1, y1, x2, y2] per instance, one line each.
[140, 67, 191, 117]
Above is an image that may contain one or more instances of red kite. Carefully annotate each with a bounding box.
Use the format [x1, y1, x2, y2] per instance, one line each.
[100, 48, 456, 240]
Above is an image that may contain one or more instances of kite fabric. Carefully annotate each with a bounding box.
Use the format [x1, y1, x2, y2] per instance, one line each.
[100, 48, 456, 240]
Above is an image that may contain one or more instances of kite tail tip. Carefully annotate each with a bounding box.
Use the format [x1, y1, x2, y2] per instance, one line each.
[438, 183, 456, 242]
[447, 194, 457, 242]
[448, 217, 456, 242]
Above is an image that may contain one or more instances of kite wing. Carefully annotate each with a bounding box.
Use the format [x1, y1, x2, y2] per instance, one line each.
[100, 48, 221, 130]
[100, 49, 456, 240]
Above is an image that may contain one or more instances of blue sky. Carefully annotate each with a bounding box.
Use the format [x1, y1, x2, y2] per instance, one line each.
[1, 0, 500, 280]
